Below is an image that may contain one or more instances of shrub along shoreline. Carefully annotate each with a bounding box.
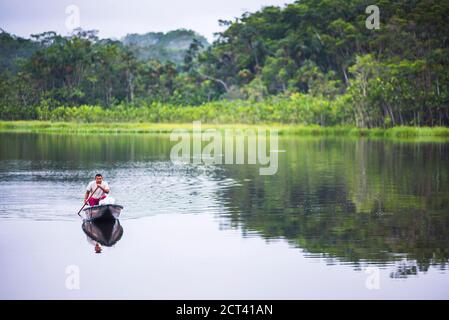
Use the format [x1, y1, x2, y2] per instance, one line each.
[1, 120, 449, 139]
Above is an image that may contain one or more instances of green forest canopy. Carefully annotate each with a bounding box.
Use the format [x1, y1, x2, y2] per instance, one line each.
[0, 0, 448, 127]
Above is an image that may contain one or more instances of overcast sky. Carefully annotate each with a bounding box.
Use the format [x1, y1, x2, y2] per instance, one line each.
[0, 0, 292, 42]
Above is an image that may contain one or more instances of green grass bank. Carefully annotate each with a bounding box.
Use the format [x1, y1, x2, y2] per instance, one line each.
[1, 121, 449, 139]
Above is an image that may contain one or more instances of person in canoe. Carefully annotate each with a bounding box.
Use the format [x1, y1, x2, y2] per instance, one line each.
[84, 173, 110, 206]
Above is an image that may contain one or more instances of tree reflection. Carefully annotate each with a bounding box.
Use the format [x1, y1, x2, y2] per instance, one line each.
[221, 138, 449, 275]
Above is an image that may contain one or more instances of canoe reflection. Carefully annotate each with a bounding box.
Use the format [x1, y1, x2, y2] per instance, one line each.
[82, 219, 124, 247]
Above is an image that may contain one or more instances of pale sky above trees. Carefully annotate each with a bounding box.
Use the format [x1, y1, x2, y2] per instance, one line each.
[0, 0, 292, 42]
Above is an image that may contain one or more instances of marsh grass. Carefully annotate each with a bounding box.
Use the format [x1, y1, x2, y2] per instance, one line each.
[1, 121, 449, 141]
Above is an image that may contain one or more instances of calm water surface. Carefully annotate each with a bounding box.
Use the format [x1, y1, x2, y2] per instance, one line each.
[0, 132, 448, 299]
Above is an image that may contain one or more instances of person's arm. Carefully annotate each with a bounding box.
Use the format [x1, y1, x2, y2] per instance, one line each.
[84, 182, 93, 203]
[84, 190, 90, 204]
[98, 182, 110, 194]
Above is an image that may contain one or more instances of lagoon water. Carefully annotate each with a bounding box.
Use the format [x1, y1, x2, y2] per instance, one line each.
[0, 132, 448, 299]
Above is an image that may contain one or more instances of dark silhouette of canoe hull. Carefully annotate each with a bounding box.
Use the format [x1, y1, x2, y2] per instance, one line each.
[82, 219, 124, 247]
[83, 204, 123, 221]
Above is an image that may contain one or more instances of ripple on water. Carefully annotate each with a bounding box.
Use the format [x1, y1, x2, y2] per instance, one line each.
[0, 160, 240, 221]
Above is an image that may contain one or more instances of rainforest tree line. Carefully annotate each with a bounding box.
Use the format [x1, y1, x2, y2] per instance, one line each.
[0, 0, 448, 127]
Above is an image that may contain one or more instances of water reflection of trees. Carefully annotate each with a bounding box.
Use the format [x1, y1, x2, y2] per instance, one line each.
[222, 138, 449, 275]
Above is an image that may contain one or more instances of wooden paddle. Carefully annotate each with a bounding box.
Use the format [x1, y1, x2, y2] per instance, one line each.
[77, 186, 100, 217]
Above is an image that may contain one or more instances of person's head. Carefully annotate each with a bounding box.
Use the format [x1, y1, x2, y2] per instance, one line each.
[95, 173, 103, 184]
[95, 243, 102, 254]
